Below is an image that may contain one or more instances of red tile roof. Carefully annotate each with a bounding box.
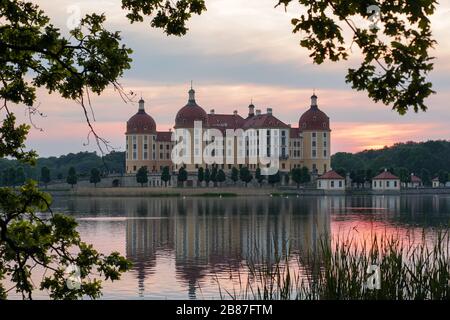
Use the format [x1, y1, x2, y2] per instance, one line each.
[156, 131, 172, 141]
[208, 114, 246, 133]
[318, 170, 345, 180]
[243, 114, 290, 129]
[299, 105, 330, 131]
[410, 175, 422, 183]
[290, 127, 300, 138]
[373, 171, 399, 180]
[432, 177, 439, 181]
[126, 110, 157, 134]
[175, 102, 209, 128]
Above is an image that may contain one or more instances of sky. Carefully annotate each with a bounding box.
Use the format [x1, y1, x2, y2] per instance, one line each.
[10, 0, 450, 157]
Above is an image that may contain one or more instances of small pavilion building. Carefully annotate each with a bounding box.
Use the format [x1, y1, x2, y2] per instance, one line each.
[372, 169, 400, 191]
[317, 170, 345, 190]
[408, 174, 422, 188]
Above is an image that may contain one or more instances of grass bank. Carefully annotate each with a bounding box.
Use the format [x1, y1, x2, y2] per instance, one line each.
[191, 192, 238, 197]
[55, 187, 276, 197]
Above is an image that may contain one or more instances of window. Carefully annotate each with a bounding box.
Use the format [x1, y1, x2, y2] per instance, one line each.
[394, 181, 398, 187]
[387, 181, 390, 187]
[312, 150, 317, 158]
[312, 141, 316, 147]
[339, 181, 342, 188]
[331, 181, 335, 188]
[323, 150, 327, 158]
[312, 132, 316, 138]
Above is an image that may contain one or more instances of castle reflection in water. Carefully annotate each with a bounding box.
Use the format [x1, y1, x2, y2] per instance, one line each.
[60, 195, 449, 298]
[125, 197, 331, 298]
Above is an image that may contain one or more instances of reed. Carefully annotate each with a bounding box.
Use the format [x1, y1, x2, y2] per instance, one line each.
[216, 230, 450, 300]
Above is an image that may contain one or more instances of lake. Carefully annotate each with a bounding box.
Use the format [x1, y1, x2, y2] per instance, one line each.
[6, 194, 450, 299]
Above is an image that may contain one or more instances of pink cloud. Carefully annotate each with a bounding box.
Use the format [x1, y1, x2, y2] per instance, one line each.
[7, 82, 447, 157]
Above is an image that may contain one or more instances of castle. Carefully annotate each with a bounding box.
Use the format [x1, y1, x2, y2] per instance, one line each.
[125, 87, 331, 179]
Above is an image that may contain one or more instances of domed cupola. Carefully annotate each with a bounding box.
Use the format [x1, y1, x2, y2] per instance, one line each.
[126, 98, 157, 134]
[174, 86, 209, 128]
[299, 93, 330, 131]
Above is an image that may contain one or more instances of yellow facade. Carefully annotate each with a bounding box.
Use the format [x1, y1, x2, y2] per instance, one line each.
[125, 91, 331, 176]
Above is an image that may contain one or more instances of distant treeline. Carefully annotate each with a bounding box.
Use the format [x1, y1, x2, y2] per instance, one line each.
[331, 140, 450, 185]
[0, 151, 125, 186]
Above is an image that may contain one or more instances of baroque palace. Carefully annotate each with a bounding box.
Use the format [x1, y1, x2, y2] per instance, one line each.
[125, 87, 331, 178]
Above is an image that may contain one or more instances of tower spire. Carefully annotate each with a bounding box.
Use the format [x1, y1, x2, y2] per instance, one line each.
[138, 96, 145, 112]
[311, 90, 318, 108]
[188, 81, 196, 103]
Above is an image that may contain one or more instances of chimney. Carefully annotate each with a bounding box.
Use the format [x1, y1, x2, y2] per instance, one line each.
[256, 109, 261, 116]
[210, 109, 215, 115]
[267, 108, 273, 115]
[233, 110, 238, 116]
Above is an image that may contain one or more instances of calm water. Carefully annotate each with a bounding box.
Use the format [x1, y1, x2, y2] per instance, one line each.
[6, 195, 450, 299]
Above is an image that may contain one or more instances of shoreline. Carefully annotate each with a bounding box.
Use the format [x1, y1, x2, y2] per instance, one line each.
[46, 186, 450, 197]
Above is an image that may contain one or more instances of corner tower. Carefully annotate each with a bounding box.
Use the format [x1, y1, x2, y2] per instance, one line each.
[125, 98, 158, 173]
[299, 93, 331, 174]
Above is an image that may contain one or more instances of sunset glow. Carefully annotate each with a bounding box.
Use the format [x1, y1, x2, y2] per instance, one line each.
[10, 0, 450, 156]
